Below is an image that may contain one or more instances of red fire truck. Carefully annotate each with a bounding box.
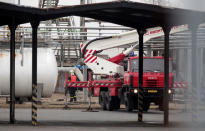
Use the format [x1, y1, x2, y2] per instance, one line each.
[65, 25, 187, 111]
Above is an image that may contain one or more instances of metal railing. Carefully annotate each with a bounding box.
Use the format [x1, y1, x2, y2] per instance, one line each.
[0, 26, 131, 43]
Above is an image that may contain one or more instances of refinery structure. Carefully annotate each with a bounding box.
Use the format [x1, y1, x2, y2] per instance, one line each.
[0, 0, 204, 94]
[0, 0, 205, 130]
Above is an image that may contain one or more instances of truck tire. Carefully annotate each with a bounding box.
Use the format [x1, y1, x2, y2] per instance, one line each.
[15, 97, 24, 104]
[159, 104, 164, 111]
[105, 93, 114, 111]
[124, 93, 133, 112]
[99, 91, 107, 110]
[143, 102, 150, 112]
[114, 96, 121, 110]
[159, 99, 164, 111]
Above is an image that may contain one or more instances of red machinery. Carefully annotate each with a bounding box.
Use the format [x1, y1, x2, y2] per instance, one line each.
[65, 25, 188, 111]
[66, 56, 174, 111]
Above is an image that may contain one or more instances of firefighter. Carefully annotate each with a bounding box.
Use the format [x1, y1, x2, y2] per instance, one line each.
[69, 70, 77, 102]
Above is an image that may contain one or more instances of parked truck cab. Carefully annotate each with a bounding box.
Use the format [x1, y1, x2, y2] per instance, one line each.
[122, 56, 174, 111]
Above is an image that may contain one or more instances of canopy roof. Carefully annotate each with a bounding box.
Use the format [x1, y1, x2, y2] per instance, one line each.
[0, 1, 205, 28]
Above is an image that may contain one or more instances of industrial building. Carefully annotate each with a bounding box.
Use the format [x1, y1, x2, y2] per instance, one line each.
[0, 0, 205, 130]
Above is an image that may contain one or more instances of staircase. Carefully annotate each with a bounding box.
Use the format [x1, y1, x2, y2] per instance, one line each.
[39, 0, 81, 67]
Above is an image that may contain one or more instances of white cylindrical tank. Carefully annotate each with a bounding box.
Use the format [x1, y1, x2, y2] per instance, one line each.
[0, 48, 58, 97]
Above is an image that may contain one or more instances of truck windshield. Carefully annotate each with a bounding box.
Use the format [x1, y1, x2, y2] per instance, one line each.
[131, 58, 172, 72]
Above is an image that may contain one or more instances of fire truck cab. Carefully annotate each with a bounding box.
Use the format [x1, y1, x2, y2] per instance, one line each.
[99, 56, 174, 112]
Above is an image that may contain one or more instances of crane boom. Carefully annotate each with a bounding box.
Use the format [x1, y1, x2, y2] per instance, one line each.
[80, 25, 188, 75]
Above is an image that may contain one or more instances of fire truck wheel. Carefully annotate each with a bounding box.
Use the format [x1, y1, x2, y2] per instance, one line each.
[143, 102, 150, 112]
[99, 92, 103, 104]
[99, 91, 107, 110]
[159, 104, 164, 111]
[124, 93, 133, 112]
[16, 97, 24, 104]
[114, 97, 121, 110]
[105, 93, 114, 111]
[159, 99, 164, 111]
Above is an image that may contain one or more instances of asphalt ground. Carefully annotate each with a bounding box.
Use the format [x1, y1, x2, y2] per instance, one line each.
[0, 93, 193, 110]
[0, 108, 205, 131]
[1, 93, 205, 131]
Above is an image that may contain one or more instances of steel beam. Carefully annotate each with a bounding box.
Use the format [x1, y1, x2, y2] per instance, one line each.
[190, 24, 199, 122]
[31, 20, 39, 126]
[147, 45, 151, 57]
[83, 65, 88, 102]
[137, 29, 146, 122]
[163, 26, 171, 126]
[60, 44, 64, 67]
[9, 21, 17, 124]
